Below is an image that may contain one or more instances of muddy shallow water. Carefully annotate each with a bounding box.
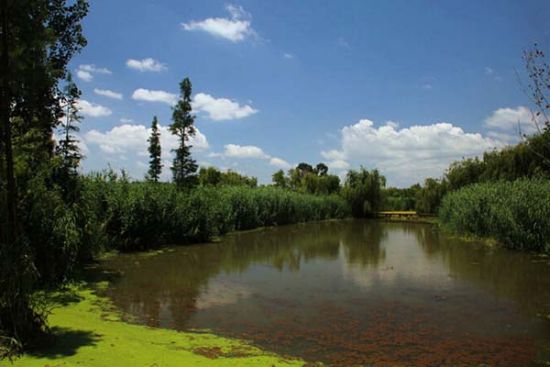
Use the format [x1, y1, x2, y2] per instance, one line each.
[100, 220, 550, 366]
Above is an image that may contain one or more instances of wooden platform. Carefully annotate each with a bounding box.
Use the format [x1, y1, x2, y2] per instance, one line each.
[376, 211, 417, 218]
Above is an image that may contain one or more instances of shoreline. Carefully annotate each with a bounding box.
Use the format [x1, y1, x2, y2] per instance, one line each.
[6, 282, 305, 367]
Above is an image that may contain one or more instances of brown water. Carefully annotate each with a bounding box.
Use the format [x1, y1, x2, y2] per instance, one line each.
[100, 220, 550, 366]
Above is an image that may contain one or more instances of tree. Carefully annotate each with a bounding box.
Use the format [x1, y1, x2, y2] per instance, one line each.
[342, 168, 385, 217]
[296, 162, 314, 177]
[524, 44, 550, 132]
[56, 72, 83, 197]
[147, 116, 162, 182]
[0, 0, 89, 355]
[272, 169, 287, 188]
[198, 166, 221, 186]
[315, 163, 328, 176]
[170, 78, 197, 187]
[415, 178, 447, 215]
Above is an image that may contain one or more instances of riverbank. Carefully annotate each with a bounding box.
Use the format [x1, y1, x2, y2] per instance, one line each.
[5, 282, 305, 367]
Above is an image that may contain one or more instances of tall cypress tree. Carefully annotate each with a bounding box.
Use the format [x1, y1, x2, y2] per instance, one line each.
[57, 72, 83, 177]
[147, 116, 162, 182]
[169, 77, 197, 187]
[55, 71, 83, 201]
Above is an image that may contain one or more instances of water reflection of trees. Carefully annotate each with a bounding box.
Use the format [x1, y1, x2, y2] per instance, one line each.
[411, 225, 550, 317]
[101, 220, 550, 339]
[100, 219, 388, 329]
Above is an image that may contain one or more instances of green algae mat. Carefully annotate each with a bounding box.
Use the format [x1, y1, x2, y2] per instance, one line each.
[3, 284, 305, 367]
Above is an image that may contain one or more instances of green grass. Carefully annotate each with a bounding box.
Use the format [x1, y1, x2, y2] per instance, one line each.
[4, 283, 306, 367]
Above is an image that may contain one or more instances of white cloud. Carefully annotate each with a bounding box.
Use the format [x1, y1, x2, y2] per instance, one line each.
[326, 159, 350, 170]
[94, 88, 123, 100]
[209, 144, 291, 173]
[120, 118, 133, 123]
[484, 106, 540, 133]
[75, 64, 111, 82]
[85, 123, 208, 159]
[181, 4, 255, 42]
[323, 118, 504, 187]
[76, 100, 112, 117]
[79, 64, 112, 74]
[131, 89, 256, 120]
[131, 88, 177, 105]
[192, 93, 257, 121]
[76, 70, 93, 82]
[485, 66, 494, 75]
[269, 157, 291, 169]
[126, 58, 167, 72]
[321, 149, 346, 161]
[283, 53, 294, 59]
[223, 144, 269, 159]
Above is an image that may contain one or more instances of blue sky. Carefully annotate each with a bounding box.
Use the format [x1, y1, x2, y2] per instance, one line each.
[70, 0, 550, 187]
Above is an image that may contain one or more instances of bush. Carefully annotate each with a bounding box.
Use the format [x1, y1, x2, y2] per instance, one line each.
[439, 179, 550, 252]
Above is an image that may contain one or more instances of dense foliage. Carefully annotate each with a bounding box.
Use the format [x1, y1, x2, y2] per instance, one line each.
[1, 0, 89, 355]
[82, 174, 350, 251]
[439, 179, 550, 253]
[382, 185, 419, 211]
[198, 166, 258, 187]
[341, 168, 385, 217]
[272, 162, 341, 195]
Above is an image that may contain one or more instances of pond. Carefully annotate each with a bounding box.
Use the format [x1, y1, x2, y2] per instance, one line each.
[100, 220, 550, 366]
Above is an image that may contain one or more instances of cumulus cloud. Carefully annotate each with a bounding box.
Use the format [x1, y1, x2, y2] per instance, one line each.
[193, 93, 257, 121]
[131, 88, 177, 105]
[76, 69, 93, 82]
[126, 58, 167, 72]
[483, 106, 541, 133]
[130, 89, 257, 120]
[181, 4, 255, 42]
[326, 159, 350, 170]
[269, 157, 291, 169]
[223, 144, 269, 159]
[94, 88, 123, 100]
[75, 64, 111, 82]
[79, 64, 112, 74]
[322, 118, 504, 187]
[85, 123, 208, 157]
[76, 100, 112, 117]
[209, 144, 291, 173]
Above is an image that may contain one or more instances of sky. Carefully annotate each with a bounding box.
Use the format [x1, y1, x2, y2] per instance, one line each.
[69, 0, 550, 187]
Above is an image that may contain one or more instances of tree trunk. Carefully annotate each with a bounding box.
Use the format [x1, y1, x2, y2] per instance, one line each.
[1, 0, 17, 244]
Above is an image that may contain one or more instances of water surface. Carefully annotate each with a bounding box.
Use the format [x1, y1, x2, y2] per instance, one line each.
[101, 220, 550, 366]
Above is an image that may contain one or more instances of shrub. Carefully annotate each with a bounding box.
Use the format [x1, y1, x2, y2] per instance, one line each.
[439, 179, 550, 252]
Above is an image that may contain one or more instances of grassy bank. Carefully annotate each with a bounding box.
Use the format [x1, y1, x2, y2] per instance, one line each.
[5, 283, 305, 367]
[439, 179, 550, 253]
